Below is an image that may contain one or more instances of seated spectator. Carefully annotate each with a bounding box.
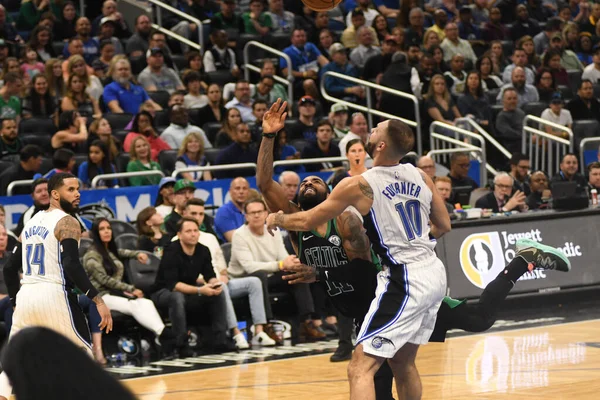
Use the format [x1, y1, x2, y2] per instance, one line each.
[51, 1, 75, 41]
[476, 172, 528, 212]
[534, 17, 561, 55]
[252, 75, 278, 106]
[225, 80, 255, 123]
[203, 30, 240, 78]
[362, 34, 398, 82]
[434, 176, 454, 213]
[535, 67, 557, 103]
[482, 7, 508, 41]
[487, 40, 509, 73]
[45, 58, 65, 98]
[329, 103, 349, 138]
[406, 43, 422, 67]
[151, 217, 231, 357]
[341, 10, 379, 50]
[197, 83, 227, 125]
[163, 179, 196, 236]
[581, 46, 600, 83]
[301, 121, 341, 172]
[21, 75, 58, 120]
[422, 30, 440, 52]
[497, 67, 539, 108]
[183, 72, 208, 109]
[495, 88, 525, 153]
[404, 7, 425, 46]
[425, 74, 461, 126]
[511, 4, 540, 41]
[577, 34, 594, 67]
[64, 55, 104, 102]
[320, 43, 363, 102]
[78, 140, 117, 189]
[508, 153, 531, 195]
[0, 118, 22, 158]
[417, 155, 436, 179]
[281, 28, 328, 98]
[17, 0, 60, 31]
[440, 23, 477, 64]
[94, 18, 124, 55]
[502, 48, 536, 85]
[288, 96, 318, 141]
[541, 92, 573, 139]
[123, 111, 170, 161]
[182, 51, 207, 87]
[211, 0, 243, 38]
[0, 72, 22, 119]
[30, 26, 57, 63]
[272, 128, 304, 175]
[566, 79, 600, 122]
[87, 118, 120, 160]
[92, 0, 131, 39]
[411, 52, 435, 99]
[527, 170, 551, 210]
[83, 218, 171, 352]
[267, 0, 294, 34]
[249, 100, 267, 142]
[61, 74, 102, 120]
[425, 10, 447, 42]
[278, 171, 300, 202]
[138, 48, 184, 94]
[330, 139, 368, 188]
[349, 26, 381, 70]
[43, 148, 75, 179]
[52, 111, 88, 151]
[541, 49, 569, 86]
[20, 46, 45, 82]
[0, 145, 43, 196]
[457, 71, 493, 131]
[137, 206, 172, 256]
[447, 152, 479, 203]
[125, 15, 152, 58]
[214, 123, 258, 179]
[215, 107, 242, 148]
[338, 112, 369, 158]
[228, 197, 324, 340]
[458, 7, 483, 43]
[154, 177, 176, 218]
[242, 0, 272, 36]
[63, 17, 99, 65]
[103, 59, 161, 114]
[443, 54, 467, 96]
[126, 136, 162, 186]
[175, 132, 212, 182]
[380, 53, 418, 121]
[548, 32, 584, 71]
[214, 177, 250, 242]
[517, 35, 541, 69]
[430, 45, 447, 73]
[550, 153, 588, 192]
[160, 106, 211, 150]
[588, 162, 600, 192]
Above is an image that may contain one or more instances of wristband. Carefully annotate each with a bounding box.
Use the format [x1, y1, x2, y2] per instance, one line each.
[263, 131, 278, 138]
[279, 260, 284, 270]
[197, 286, 202, 296]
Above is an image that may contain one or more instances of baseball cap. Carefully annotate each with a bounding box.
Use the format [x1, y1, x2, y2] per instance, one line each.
[100, 16, 117, 26]
[551, 32, 562, 41]
[298, 95, 316, 106]
[331, 103, 348, 114]
[147, 47, 164, 58]
[173, 179, 196, 193]
[329, 42, 345, 55]
[551, 92, 564, 104]
[158, 177, 176, 191]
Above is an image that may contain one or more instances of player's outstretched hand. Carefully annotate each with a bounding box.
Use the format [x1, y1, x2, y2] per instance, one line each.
[94, 297, 113, 334]
[262, 98, 287, 135]
[266, 210, 284, 236]
[282, 264, 317, 284]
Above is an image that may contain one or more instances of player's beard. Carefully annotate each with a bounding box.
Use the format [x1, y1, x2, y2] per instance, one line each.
[365, 141, 376, 159]
[297, 190, 327, 210]
[59, 198, 79, 214]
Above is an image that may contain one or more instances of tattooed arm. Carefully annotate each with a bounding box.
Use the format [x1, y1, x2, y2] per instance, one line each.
[337, 210, 372, 262]
[267, 175, 374, 233]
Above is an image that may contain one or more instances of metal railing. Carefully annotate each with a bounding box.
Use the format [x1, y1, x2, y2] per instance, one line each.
[147, 0, 203, 55]
[579, 137, 600, 174]
[455, 117, 512, 160]
[522, 115, 574, 177]
[92, 171, 165, 188]
[172, 163, 258, 178]
[7, 180, 34, 197]
[243, 41, 294, 111]
[319, 71, 422, 154]
[430, 122, 490, 186]
[151, 24, 201, 52]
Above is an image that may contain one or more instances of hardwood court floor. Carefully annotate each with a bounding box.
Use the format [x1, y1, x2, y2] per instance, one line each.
[125, 319, 600, 400]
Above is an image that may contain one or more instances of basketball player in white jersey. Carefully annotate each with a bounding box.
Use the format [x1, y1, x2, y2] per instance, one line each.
[0, 172, 113, 400]
[267, 118, 450, 400]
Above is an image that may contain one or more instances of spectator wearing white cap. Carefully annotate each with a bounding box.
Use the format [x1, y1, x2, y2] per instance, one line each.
[137, 48, 184, 94]
[320, 43, 364, 102]
[329, 103, 350, 138]
[94, 17, 124, 55]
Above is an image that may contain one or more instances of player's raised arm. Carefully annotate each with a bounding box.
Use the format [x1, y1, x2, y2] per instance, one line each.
[4, 240, 23, 307]
[256, 98, 299, 214]
[418, 169, 451, 238]
[267, 175, 373, 233]
[55, 215, 113, 333]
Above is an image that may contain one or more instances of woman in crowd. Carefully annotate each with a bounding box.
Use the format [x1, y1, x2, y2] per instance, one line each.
[17, 0, 61, 30]
[425, 74, 461, 126]
[175, 132, 212, 181]
[45, 58, 65, 98]
[535, 67, 558, 103]
[183, 71, 208, 109]
[197, 83, 227, 126]
[577, 32, 594, 66]
[476, 55, 503, 90]
[457, 71, 493, 131]
[61, 74, 102, 120]
[541, 49, 569, 86]
[137, 206, 171, 257]
[98, 40, 116, 71]
[21, 74, 58, 121]
[66, 55, 103, 101]
[373, 14, 390, 44]
[53, 1, 77, 41]
[20, 46, 45, 82]
[215, 107, 242, 148]
[516, 36, 540, 69]
[126, 136, 162, 186]
[563, 22, 580, 51]
[28, 25, 56, 63]
[430, 45, 448, 73]
[318, 28, 335, 60]
[487, 40, 508, 73]
[78, 140, 118, 189]
[154, 178, 176, 217]
[182, 51, 207, 89]
[273, 128, 304, 175]
[51, 110, 88, 151]
[423, 30, 440, 52]
[87, 118, 120, 160]
[83, 218, 171, 360]
[331, 139, 368, 188]
[123, 111, 170, 162]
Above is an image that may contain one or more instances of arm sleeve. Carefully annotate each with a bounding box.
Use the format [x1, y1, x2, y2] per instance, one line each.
[4, 243, 22, 307]
[231, 231, 279, 274]
[117, 248, 140, 259]
[61, 239, 99, 299]
[102, 85, 118, 105]
[83, 251, 134, 293]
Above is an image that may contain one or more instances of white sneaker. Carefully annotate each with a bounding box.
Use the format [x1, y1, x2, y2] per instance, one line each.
[251, 331, 276, 347]
[233, 333, 250, 350]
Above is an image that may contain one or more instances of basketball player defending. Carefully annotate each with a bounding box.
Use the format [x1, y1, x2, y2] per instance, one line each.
[267, 117, 450, 400]
[0, 172, 113, 400]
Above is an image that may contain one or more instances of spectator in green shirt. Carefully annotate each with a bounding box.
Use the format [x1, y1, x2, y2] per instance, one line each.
[17, 0, 61, 31]
[126, 135, 162, 186]
[0, 72, 22, 120]
[242, 0, 272, 36]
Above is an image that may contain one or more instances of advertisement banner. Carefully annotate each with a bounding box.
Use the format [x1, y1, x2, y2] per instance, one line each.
[0, 172, 333, 230]
[437, 209, 600, 298]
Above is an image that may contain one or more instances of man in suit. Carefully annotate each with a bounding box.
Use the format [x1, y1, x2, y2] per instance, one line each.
[476, 172, 527, 212]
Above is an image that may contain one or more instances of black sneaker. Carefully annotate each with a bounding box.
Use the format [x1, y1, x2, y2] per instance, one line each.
[330, 344, 353, 362]
[516, 239, 571, 272]
[177, 345, 195, 358]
